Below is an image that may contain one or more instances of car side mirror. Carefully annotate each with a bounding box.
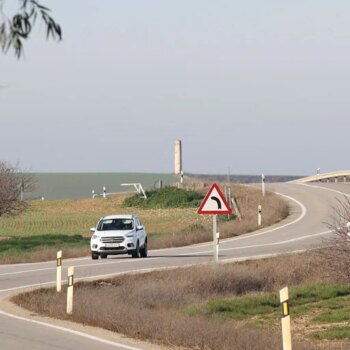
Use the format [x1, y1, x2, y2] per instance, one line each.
[90, 228, 96, 233]
[136, 225, 143, 231]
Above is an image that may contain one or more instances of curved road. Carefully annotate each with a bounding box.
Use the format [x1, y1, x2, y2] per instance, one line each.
[0, 182, 349, 350]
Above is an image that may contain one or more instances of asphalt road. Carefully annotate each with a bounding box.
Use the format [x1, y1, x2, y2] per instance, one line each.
[0, 182, 349, 350]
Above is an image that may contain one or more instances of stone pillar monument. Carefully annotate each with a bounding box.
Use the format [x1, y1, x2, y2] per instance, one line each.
[174, 140, 182, 175]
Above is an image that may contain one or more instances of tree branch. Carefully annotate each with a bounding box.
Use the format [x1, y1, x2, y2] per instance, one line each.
[0, 0, 61, 58]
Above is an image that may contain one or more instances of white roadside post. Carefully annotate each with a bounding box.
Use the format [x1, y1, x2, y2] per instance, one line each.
[66, 266, 74, 315]
[280, 287, 292, 350]
[197, 183, 233, 263]
[103, 186, 106, 198]
[262, 174, 265, 197]
[56, 250, 62, 292]
[258, 205, 262, 226]
[180, 170, 184, 184]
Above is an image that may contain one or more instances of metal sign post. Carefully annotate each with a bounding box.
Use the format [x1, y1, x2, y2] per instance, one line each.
[197, 183, 233, 262]
[215, 231, 220, 262]
[213, 215, 218, 262]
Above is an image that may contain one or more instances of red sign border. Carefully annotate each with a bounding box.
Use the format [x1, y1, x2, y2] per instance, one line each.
[197, 183, 233, 215]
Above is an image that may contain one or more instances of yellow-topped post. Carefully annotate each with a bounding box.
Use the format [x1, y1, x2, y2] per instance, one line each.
[280, 286, 292, 350]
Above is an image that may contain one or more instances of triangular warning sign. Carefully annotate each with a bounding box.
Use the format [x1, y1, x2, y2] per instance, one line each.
[197, 183, 233, 215]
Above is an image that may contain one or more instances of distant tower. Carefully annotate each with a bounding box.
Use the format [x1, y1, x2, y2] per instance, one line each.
[174, 140, 182, 175]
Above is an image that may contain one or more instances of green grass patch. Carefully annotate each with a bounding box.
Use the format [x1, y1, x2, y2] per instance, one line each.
[123, 187, 204, 209]
[312, 307, 350, 323]
[290, 283, 350, 317]
[189, 284, 350, 322]
[0, 234, 89, 258]
[310, 326, 350, 340]
[189, 293, 280, 320]
[290, 283, 350, 305]
[317, 297, 349, 309]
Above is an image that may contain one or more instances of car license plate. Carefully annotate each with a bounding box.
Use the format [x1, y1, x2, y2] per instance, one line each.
[105, 243, 120, 248]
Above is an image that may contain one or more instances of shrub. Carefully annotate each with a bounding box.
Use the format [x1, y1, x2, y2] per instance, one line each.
[123, 187, 204, 209]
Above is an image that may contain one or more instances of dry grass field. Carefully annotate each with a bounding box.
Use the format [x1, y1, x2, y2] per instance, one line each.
[150, 182, 289, 249]
[0, 182, 288, 264]
[13, 250, 349, 350]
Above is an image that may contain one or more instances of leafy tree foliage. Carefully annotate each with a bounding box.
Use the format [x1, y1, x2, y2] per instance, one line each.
[0, 0, 61, 58]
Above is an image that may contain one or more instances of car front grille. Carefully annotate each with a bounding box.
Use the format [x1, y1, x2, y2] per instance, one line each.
[100, 247, 126, 251]
[101, 236, 124, 244]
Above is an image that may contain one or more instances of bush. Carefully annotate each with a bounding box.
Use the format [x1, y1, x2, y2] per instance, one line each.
[320, 196, 350, 282]
[123, 187, 204, 209]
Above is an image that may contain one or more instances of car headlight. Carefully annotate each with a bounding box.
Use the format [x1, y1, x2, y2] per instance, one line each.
[91, 234, 100, 240]
[125, 232, 135, 238]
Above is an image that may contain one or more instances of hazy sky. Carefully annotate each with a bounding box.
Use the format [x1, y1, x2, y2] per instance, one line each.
[1, 1, 350, 175]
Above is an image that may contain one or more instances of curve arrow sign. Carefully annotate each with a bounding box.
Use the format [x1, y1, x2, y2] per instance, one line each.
[210, 196, 222, 209]
[197, 183, 233, 215]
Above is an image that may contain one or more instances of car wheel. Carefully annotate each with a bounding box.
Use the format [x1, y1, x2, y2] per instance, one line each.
[140, 239, 148, 258]
[91, 252, 99, 260]
[132, 241, 141, 258]
[100, 254, 107, 259]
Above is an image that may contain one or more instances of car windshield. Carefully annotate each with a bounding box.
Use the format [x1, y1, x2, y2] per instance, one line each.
[97, 218, 134, 231]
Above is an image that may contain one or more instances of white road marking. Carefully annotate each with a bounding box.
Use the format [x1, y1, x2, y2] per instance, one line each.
[216, 192, 307, 244]
[0, 310, 143, 350]
[0, 257, 159, 277]
[220, 249, 308, 263]
[0, 266, 58, 277]
[300, 183, 350, 198]
[0, 255, 92, 269]
[0, 263, 199, 293]
[0, 281, 54, 293]
[177, 229, 333, 256]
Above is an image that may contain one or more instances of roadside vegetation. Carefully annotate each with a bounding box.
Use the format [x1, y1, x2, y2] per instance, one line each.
[0, 234, 90, 264]
[123, 187, 204, 208]
[0, 182, 288, 264]
[13, 250, 349, 349]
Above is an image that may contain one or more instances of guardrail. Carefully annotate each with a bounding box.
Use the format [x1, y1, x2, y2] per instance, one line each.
[290, 170, 350, 183]
[91, 183, 147, 199]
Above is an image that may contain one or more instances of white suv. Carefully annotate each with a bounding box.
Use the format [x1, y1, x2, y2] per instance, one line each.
[90, 214, 148, 259]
